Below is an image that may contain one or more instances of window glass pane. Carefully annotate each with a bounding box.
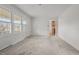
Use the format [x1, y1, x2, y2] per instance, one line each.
[23, 25, 26, 32]
[0, 18, 11, 22]
[0, 8, 11, 33]
[13, 15, 21, 23]
[0, 8, 11, 19]
[22, 20, 27, 32]
[14, 24, 21, 32]
[13, 15, 21, 32]
[23, 21, 27, 24]
[0, 22, 11, 33]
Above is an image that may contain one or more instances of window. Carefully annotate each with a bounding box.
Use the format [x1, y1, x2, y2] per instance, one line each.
[22, 20, 27, 32]
[13, 15, 22, 32]
[0, 7, 26, 33]
[0, 8, 11, 33]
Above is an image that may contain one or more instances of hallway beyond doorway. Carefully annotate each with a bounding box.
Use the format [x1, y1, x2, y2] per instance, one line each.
[0, 36, 79, 55]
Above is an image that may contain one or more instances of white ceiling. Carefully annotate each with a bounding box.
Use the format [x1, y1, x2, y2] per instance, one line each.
[15, 4, 71, 19]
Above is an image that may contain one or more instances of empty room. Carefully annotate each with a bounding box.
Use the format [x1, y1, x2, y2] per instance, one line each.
[0, 4, 79, 55]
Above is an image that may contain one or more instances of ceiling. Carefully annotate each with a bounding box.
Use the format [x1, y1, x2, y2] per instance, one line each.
[15, 4, 71, 19]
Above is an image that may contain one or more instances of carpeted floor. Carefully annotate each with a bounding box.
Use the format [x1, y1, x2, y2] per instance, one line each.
[0, 36, 79, 55]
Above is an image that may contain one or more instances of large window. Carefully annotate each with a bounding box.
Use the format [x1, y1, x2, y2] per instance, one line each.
[0, 7, 27, 33]
[0, 8, 11, 33]
[13, 15, 22, 32]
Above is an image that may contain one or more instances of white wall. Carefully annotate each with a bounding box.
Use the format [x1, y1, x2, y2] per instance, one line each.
[58, 5, 79, 51]
[0, 4, 32, 50]
[32, 18, 49, 36]
[32, 17, 58, 36]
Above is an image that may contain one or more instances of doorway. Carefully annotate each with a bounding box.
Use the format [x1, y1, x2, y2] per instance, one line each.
[48, 20, 57, 37]
[51, 21, 56, 36]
